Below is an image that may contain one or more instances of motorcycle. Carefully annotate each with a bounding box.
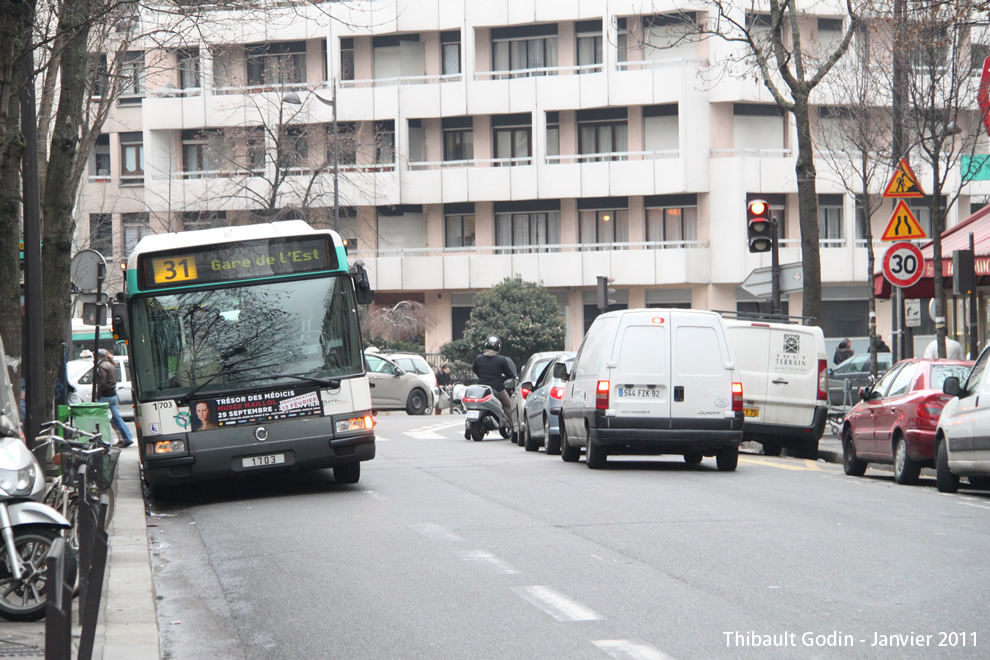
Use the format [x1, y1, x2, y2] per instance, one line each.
[463, 379, 516, 442]
[0, 423, 76, 621]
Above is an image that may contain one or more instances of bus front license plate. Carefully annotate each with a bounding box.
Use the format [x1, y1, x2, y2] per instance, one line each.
[242, 453, 286, 468]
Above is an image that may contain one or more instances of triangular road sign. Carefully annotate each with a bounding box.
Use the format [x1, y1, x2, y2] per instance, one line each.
[881, 200, 928, 241]
[882, 158, 925, 198]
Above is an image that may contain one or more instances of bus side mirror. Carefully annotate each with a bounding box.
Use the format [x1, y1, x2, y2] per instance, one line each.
[350, 260, 374, 305]
[111, 302, 129, 342]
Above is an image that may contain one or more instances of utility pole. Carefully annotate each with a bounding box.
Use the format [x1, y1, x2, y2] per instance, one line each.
[890, 0, 907, 363]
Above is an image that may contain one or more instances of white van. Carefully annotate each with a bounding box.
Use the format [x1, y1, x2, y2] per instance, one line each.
[724, 320, 829, 459]
[556, 309, 744, 470]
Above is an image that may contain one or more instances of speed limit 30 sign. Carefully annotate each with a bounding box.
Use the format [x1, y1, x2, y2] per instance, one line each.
[883, 241, 925, 288]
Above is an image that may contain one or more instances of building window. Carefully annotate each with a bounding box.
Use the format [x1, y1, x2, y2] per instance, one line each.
[646, 195, 698, 246]
[819, 194, 844, 243]
[821, 300, 868, 337]
[120, 51, 144, 100]
[579, 208, 628, 249]
[119, 132, 144, 185]
[443, 117, 473, 162]
[616, 17, 628, 62]
[546, 112, 559, 158]
[494, 211, 561, 252]
[441, 31, 461, 76]
[908, 197, 944, 237]
[278, 125, 308, 171]
[340, 38, 355, 81]
[493, 114, 531, 166]
[91, 134, 111, 180]
[177, 48, 200, 90]
[90, 54, 109, 97]
[328, 122, 358, 167]
[576, 20, 603, 73]
[246, 41, 306, 87]
[491, 25, 558, 79]
[244, 127, 265, 172]
[375, 121, 395, 166]
[182, 211, 227, 231]
[643, 13, 697, 61]
[122, 213, 151, 256]
[445, 215, 475, 248]
[181, 129, 226, 178]
[578, 118, 627, 161]
[90, 214, 112, 255]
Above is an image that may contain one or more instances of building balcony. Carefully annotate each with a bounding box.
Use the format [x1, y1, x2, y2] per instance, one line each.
[612, 58, 708, 106]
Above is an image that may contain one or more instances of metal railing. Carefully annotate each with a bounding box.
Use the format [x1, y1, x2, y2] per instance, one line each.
[711, 148, 794, 158]
[474, 62, 603, 81]
[352, 239, 710, 259]
[340, 73, 463, 88]
[407, 156, 533, 170]
[546, 149, 680, 164]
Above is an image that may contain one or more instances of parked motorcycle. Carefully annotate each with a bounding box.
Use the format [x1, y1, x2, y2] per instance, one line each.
[463, 379, 516, 442]
[0, 423, 76, 621]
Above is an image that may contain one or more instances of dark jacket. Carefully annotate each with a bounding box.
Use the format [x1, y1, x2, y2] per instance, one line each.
[436, 370, 453, 387]
[96, 358, 117, 398]
[833, 345, 854, 365]
[472, 350, 516, 391]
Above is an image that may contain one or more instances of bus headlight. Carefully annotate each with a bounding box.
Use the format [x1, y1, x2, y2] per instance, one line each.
[153, 440, 186, 454]
[335, 416, 374, 433]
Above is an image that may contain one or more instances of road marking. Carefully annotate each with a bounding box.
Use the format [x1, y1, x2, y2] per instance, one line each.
[457, 549, 518, 574]
[740, 457, 820, 471]
[958, 500, 990, 511]
[375, 436, 391, 442]
[593, 639, 676, 660]
[512, 586, 601, 622]
[410, 523, 465, 543]
[406, 431, 445, 439]
[362, 491, 387, 501]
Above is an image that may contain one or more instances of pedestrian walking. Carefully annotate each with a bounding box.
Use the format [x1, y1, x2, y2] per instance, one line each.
[833, 338, 854, 365]
[96, 349, 134, 448]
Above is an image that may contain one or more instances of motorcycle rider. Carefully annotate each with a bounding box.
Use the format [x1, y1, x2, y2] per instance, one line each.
[472, 336, 517, 433]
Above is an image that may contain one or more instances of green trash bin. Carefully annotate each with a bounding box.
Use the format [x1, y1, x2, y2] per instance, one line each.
[69, 402, 112, 442]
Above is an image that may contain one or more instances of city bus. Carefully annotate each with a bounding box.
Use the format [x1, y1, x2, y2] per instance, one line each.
[112, 220, 375, 495]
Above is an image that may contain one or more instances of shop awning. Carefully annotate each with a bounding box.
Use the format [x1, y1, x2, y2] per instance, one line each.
[874, 204, 990, 299]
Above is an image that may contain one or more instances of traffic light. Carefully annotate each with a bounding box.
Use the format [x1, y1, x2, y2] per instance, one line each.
[747, 198, 772, 253]
[596, 276, 616, 311]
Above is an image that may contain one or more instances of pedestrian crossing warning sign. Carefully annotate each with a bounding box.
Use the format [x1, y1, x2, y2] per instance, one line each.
[881, 200, 928, 241]
[882, 158, 925, 198]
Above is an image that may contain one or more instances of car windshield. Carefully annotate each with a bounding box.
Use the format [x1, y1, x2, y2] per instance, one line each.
[931, 364, 972, 390]
[129, 275, 363, 400]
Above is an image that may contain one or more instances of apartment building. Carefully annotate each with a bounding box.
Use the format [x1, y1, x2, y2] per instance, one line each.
[76, 0, 990, 353]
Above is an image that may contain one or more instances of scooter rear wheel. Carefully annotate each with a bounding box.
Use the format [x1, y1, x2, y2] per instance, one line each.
[0, 527, 77, 622]
[470, 422, 485, 442]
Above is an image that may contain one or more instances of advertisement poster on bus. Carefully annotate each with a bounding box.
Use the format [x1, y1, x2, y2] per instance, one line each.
[190, 386, 323, 431]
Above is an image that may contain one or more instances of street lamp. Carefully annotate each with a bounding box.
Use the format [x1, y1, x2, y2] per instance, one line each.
[284, 88, 339, 233]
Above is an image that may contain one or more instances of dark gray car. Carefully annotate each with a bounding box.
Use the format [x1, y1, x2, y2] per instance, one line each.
[828, 352, 893, 406]
[520, 353, 575, 455]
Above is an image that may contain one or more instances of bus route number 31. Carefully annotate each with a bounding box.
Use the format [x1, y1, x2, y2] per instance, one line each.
[152, 256, 199, 284]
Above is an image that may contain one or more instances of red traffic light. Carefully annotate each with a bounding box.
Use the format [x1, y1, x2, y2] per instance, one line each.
[747, 198, 772, 253]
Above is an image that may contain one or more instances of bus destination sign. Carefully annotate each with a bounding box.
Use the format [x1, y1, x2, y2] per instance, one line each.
[139, 237, 337, 289]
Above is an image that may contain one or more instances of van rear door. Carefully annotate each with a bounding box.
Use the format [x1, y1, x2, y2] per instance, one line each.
[670, 312, 733, 421]
[726, 323, 771, 422]
[763, 326, 819, 426]
[611, 312, 671, 420]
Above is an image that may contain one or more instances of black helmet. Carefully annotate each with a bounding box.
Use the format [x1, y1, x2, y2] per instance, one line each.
[484, 336, 502, 352]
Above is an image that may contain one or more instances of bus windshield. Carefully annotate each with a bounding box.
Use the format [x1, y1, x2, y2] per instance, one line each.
[129, 275, 363, 400]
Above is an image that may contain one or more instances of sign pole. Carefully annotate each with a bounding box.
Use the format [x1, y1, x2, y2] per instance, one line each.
[771, 220, 781, 315]
[971, 233, 979, 359]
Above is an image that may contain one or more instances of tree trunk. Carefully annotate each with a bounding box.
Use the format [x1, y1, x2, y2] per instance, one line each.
[792, 96, 822, 325]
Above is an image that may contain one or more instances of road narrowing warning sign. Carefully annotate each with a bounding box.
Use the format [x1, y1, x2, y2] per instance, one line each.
[881, 200, 928, 241]
[882, 158, 925, 198]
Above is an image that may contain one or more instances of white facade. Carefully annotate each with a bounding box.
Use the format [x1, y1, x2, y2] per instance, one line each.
[75, 0, 990, 352]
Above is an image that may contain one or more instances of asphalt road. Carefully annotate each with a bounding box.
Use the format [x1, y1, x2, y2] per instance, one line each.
[147, 415, 990, 660]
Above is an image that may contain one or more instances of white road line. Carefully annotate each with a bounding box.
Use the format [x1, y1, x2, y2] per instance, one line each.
[457, 549, 518, 574]
[512, 586, 601, 622]
[410, 523, 466, 543]
[958, 501, 990, 511]
[406, 431, 445, 439]
[375, 435, 391, 442]
[593, 639, 676, 660]
[362, 491, 387, 501]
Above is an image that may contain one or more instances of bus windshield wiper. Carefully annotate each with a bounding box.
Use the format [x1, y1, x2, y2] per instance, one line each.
[266, 373, 342, 388]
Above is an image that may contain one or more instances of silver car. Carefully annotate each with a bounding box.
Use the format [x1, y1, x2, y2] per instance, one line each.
[519, 353, 575, 454]
[365, 353, 434, 415]
[66, 355, 134, 420]
[510, 351, 562, 445]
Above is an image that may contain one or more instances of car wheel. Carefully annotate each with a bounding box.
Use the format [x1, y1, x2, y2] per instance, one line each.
[560, 423, 579, 463]
[683, 452, 703, 465]
[333, 461, 360, 485]
[406, 389, 429, 415]
[716, 448, 738, 471]
[524, 421, 540, 452]
[893, 435, 920, 485]
[544, 416, 561, 456]
[936, 438, 959, 493]
[585, 437, 607, 469]
[797, 438, 819, 460]
[761, 442, 782, 457]
[842, 428, 867, 477]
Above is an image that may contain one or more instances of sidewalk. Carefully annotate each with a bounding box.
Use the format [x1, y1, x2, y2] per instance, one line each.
[0, 449, 160, 659]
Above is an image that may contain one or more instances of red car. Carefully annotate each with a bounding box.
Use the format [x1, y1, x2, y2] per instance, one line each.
[841, 358, 973, 485]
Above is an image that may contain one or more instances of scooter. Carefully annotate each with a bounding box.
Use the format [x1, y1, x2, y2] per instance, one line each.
[0, 423, 76, 621]
[463, 379, 515, 442]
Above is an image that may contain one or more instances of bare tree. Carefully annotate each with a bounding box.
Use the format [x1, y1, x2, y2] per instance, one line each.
[362, 301, 436, 348]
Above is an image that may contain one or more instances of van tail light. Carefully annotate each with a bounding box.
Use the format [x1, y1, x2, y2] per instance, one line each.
[731, 382, 743, 411]
[817, 359, 828, 401]
[521, 387, 531, 400]
[462, 394, 492, 404]
[916, 400, 945, 421]
[550, 386, 565, 400]
[596, 380, 610, 410]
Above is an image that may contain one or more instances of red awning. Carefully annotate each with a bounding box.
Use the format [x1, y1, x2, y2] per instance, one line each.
[874, 204, 990, 299]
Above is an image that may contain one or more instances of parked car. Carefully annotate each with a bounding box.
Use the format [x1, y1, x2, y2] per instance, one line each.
[935, 346, 990, 492]
[364, 353, 434, 415]
[519, 353, 576, 454]
[509, 351, 559, 444]
[725, 320, 828, 458]
[375, 351, 440, 406]
[828, 352, 894, 406]
[66, 355, 134, 421]
[841, 358, 973, 484]
[557, 309, 744, 470]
